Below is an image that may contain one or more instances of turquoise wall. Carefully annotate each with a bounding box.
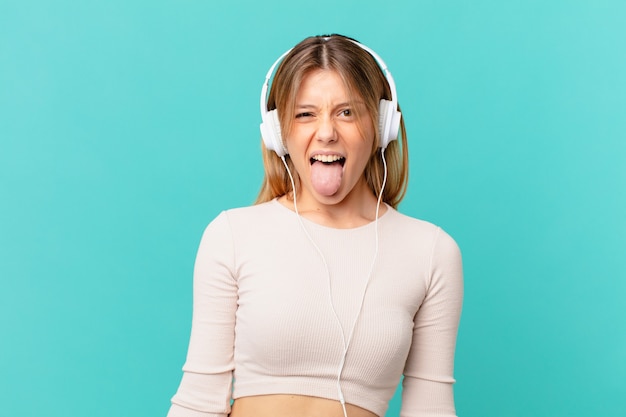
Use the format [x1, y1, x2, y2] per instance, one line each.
[1, 1, 625, 416]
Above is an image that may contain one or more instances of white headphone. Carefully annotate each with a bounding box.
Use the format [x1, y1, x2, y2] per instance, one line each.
[259, 37, 402, 157]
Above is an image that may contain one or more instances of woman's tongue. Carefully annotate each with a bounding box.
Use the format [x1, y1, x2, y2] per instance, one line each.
[310, 160, 343, 196]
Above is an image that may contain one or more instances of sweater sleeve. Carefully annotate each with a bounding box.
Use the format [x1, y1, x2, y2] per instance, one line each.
[168, 212, 237, 417]
[400, 227, 464, 417]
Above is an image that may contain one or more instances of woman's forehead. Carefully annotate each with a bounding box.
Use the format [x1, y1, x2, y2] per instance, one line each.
[293, 69, 366, 104]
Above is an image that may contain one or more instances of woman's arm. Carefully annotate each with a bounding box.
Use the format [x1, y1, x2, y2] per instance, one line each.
[168, 212, 238, 417]
[401, 227, 464, 417]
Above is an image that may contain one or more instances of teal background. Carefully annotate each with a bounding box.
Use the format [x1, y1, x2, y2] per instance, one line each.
[1, 1, 625, 416]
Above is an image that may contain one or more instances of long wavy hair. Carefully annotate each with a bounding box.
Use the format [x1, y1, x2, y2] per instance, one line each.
[255, 34, 409, 209]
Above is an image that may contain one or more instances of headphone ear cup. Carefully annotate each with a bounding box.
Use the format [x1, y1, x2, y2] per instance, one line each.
[260, 109, 287, 157]
[378, 99, 401, 149]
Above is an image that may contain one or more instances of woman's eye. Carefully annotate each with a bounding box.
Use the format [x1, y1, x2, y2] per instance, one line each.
[340, 109, 352, 117]
[295, 112, 312, 119]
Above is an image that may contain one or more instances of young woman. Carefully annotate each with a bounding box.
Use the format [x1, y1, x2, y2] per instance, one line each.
[168, 34, 463, 417]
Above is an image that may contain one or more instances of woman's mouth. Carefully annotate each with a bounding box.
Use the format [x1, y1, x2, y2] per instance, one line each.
[310, 154, 346, 165]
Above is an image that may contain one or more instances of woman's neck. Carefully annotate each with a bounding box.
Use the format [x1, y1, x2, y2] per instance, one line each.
[278, 182, 386, 229]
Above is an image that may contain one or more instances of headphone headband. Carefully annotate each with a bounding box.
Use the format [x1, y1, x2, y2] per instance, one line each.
[260, 37, 401, 157]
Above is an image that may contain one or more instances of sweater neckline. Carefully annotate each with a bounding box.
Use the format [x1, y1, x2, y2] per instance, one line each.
[270, 198, 393, 232]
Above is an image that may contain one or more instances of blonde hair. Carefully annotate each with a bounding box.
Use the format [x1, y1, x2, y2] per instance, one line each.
[255, 34, 409, 209]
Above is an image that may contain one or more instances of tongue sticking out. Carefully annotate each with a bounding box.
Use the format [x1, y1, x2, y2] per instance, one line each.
[310, 160, 343, 196]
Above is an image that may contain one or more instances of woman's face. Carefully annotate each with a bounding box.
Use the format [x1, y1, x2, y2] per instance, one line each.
[284, 69, 375, 208]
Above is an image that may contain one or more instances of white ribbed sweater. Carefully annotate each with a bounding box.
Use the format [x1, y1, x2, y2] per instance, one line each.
[168, 199, 463, 417]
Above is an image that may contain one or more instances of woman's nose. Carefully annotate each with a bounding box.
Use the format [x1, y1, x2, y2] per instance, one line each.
[315, 116, 337, 143]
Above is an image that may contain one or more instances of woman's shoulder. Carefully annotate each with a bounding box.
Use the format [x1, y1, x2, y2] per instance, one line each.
[198, 200, 284, 242]
[223, 199, 283, 219]
[385, 208, 460, 251]
[206, 199, 285, 228]
[385, 207, 442, 234]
